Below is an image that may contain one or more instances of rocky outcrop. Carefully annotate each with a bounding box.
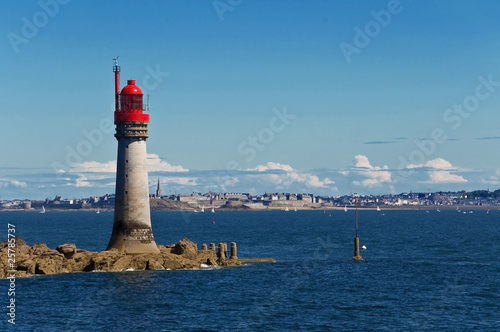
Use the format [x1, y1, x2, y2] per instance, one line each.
[0, 237, 275, 278]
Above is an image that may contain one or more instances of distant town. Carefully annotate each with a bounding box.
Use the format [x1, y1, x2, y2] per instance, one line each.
[1, 188, 499, 212]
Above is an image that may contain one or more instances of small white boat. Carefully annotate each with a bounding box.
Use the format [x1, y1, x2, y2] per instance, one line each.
[284, 206, 289, 212]
[376, 206, 381, 212]
[344, 205, 347, 212]
[40, 206, 45, 214]
[211, 206, 215, 213]
[201, 206, 205, 212]
[96, 209, 100, 214]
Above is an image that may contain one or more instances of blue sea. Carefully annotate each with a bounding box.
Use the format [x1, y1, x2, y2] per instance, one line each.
[1, 209, 499, 331]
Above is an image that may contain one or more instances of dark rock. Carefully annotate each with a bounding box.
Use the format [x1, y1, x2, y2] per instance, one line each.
[17, 259, 36, 275]
[34, 255, 64, 275]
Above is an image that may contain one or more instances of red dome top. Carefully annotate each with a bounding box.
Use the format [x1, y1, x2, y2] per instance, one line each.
[120, 79, 143, 95]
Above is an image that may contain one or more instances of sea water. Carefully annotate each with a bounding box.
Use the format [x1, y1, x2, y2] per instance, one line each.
[1, 209, 499, 331]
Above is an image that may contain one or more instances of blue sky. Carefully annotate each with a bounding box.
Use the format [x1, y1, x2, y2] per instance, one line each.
[1, 0, 500, 200]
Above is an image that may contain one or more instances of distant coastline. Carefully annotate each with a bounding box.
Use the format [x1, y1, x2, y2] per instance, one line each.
[1, 203, 497, 213]
[1, 189, 498, 212]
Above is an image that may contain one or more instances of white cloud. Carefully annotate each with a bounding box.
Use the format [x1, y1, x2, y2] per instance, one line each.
[221, 176, 239, 187]
[70, 161, 116, 173]
[481, 168, 500, 185]
[284, 172, 334, 188]
[408, 157, 452, 170]
[67, 154, 188, 173]
[207, 176, 240, 192]
[156, 175, 238, 194]
[147, 154, 189, 172]
[481, 177, 500, 185]
[352, 155, 391, 187]
[75, 175, 91, 188]
[252, 173, 283, 185]
[304, 174, 335, 188]
[250, 162, 294, 172]
[428, 171, 467, 183]
[161, 177, 198, 186]
[246, 163, 335, 190]
[0, 180, 28, 188]
[354, 155, 373, 169]
[10, 180, 27, 188]
[63, 175, 92, 188]
[2, 157, 491, 200]
[407, 158, 467, 184]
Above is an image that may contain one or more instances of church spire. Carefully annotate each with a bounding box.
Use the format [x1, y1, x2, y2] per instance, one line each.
[156, 177, 162, 198]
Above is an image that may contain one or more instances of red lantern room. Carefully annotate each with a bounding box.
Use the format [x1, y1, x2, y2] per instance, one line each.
[120, 80, 143, 110]
[114, 79, 149, 123]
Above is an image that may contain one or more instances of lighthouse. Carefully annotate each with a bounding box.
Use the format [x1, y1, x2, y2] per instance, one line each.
[106, 59, 160, 254]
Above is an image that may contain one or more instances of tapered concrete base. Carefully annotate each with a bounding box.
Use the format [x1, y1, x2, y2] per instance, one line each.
[106, 232, 160, 254]
[108, 134, 160, 255]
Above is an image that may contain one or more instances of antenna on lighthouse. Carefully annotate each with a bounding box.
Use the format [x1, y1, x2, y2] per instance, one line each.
[113, 56, 120, 112]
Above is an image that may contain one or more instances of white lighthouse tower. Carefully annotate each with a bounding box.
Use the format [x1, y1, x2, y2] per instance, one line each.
[106, 59, 159, 254]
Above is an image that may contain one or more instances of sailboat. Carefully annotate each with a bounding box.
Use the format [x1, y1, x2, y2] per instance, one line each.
[40, 206, 45, 214]
[211, 206, 215, 213]
[284, 206, 289, 212]
[344, 205, 347, 212]
[201, 205, 205, 212]
[376, 206, 381, 212]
